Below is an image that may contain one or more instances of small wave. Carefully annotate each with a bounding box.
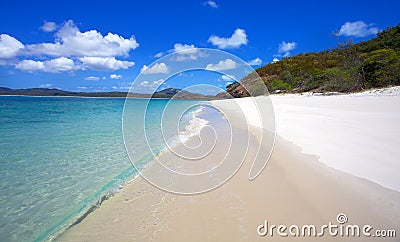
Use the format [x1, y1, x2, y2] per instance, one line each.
[45, 166, 139, 242]
[151, 105, 209, 160]
[53, 104, 210, 241]
[178, 105, 209, 143]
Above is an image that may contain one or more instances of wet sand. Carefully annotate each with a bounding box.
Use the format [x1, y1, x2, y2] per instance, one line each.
[58, 94, 400, 241]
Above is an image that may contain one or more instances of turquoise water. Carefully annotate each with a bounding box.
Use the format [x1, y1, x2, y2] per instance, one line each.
[0, 96, 201, 242]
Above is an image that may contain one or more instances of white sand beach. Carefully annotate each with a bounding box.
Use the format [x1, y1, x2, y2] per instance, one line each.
[58, 88, 400, 241]
[271, 87, 400, 192]
[216, 86, 400, 192]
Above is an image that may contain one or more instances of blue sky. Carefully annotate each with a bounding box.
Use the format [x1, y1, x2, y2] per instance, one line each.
[0, 0, 399, 93]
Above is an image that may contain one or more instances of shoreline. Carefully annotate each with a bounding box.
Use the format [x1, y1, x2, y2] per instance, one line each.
[58, 136, 400, 241]
[58, 90, 400, 241]
[50, 103, 211, 240]
[0, 95, 185, 100]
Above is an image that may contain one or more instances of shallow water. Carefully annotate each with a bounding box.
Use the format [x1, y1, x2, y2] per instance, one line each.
[0, 96, 202, 241]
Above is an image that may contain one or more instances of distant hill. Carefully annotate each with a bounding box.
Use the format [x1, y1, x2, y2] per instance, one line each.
[151, 88, 211, 99]
[223, 23, 400, 97]
[0, 88, 133, 97]
[0, 87, 210, 100]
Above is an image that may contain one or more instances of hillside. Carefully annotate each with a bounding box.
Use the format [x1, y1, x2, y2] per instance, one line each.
[150, 88, 211, 99]
[0, 87, 210, 99]
[225, 23, 400, 96]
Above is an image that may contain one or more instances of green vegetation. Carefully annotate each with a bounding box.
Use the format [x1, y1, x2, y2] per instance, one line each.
[227, 24, 400, 95]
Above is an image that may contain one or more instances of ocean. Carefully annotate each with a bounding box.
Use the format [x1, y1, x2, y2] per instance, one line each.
[0, 96, 203, 241]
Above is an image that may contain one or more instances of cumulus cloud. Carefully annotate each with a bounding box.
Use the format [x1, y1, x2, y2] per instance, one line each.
[274, 41, 297, 59]
[208, 28, 248, 49]
[110, 74, 122, 79]
[4, 20, 138, 73]
[141, 62, 169, 74]
[204, 0, 218, 8]
[15, 60, 44, 72]
[40, 21, 57, 32]
[169, 43, 206, 61]
[26, 20, 139, 57]
[272, 58, 280, 63]
[172, 43, 198, 54]
[0, 34, 24, 59]
[206, 59, 238, 71]
[337, 21, 379, 37]
[80, 57, 134, 71]
[85, 76, 100, 81]
[15, 57, 77, 73]
[15, 56, 133, 73]
[248, 57, 262, 66]
[278, 41, 297, 53]
[45, 57, 77, 72]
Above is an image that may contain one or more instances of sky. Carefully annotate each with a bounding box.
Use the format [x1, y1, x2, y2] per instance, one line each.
[0, 0, 399, 93]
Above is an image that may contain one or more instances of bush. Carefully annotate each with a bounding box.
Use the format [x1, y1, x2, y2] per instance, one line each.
[271, 79, 292, 91]
[361, 49, 400, 87]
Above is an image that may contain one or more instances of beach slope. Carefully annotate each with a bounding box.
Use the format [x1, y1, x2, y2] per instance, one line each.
[58, 90, 400, 241]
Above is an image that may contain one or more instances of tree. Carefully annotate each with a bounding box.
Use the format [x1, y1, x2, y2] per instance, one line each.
[361, 49, 400, 87]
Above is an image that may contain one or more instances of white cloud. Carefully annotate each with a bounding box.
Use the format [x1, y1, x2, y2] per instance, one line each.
[169, 43, 206, 61]
[278, 41, 297, 53]
[110, 74, 122, 79]
[172, 43, 198, 54]
[17, 56, 133, 73]
[3, 20, 138, 73]
[204, 0, 218, 8]
[111, 82, 133, 90]
[140, 79, 165, 88]
[154, 52, 163, 58]
[141, 62, 168, 74]
[248, 57, 262, 66]
[0, 34, 24, 59]
[15, 57, 78, 73]
[272, 58, 280, 63]
[275, 41, 297, 58]
[221, 74, 236, 81]
[337, 21, 379, 37]
[45, 57, 77, 72]
[40, 83, 53, 88]
[15, 60, 44, 72]
[154, 79, 165, 85]
[140, 80, 149, 86]
[208, 28, 248, 49]
[80, 57, 134, 71]
[40, 21, 57, 32]
[206, 59, 238, 71]
[85, 76, 100, 81]
[26, 20, 139, 57]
